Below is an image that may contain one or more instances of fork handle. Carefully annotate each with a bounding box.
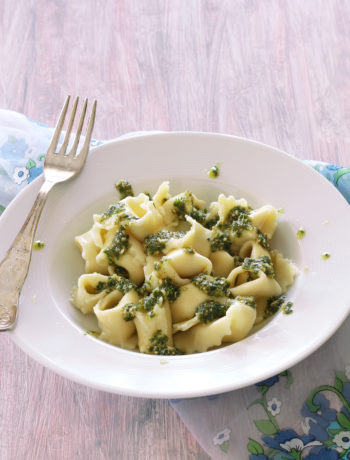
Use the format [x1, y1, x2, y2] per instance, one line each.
[0, 180, 54, 330]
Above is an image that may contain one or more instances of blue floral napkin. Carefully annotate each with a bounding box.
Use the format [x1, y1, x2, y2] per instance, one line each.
[1, 109, 350, 460]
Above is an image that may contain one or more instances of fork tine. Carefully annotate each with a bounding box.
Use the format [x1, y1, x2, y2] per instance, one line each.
[46, 95, 70, 156]
[77, 100, 97, 163]
[69, 98, 88, 156]
[58, 96, 79, 155]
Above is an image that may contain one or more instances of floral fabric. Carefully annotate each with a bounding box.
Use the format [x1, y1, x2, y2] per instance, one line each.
[1, 109, 350, 460]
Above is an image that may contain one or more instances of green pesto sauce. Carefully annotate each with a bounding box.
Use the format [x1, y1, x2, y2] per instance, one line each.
[104, 226, 129, 264]
[122, 279, 180, 321]
[184, 247, 195, 254]
[192, 273, 232, 297]
[321, 252, 331, 260]
[233, 255, 244, 267]
[33, 240, 45, 250]
[140, 289, 164, 317]
[100, 202, 125, 221]
[256, 229, 270, 250]
[172, 191, 207, 224]
[235, 295, 257, 309]
[123, 303, 138, 321]
[84, 330, 99, 338]
[282, 301, 294, 315]
[209, 227, 233, 252]
[226, 206, 252, 225]
[264, 295, 293, 319]
[296, 227, 306, 240]
[145, 230, 185, 255]
[204, 214, 219, 229]
[95, 275, 137, 295]
[147, 330, 184, 355]
[207, 164, 220, 178]
[161, 278, 181, 302]
[115, 180, 134, 199]
[209, 205, 270, 252]
[196, 300, 229, 323]
[242, 255, 275, 278]
[123, 287, 164, 320]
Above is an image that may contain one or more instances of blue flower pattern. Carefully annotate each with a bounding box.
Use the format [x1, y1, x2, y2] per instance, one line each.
[0, 111, 102, 214]
[247, 370, 350, 459]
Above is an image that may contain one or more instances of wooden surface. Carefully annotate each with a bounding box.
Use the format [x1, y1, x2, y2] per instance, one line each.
[0, 1, 349, 459]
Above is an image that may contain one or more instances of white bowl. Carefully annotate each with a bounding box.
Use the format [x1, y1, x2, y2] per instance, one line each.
[2, 132, 349, 398]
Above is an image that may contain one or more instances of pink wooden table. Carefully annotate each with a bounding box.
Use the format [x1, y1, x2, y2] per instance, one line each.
[1, 1, 349, 458]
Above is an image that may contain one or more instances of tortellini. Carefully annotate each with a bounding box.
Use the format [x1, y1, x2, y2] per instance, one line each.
[72, 181, 299, 355]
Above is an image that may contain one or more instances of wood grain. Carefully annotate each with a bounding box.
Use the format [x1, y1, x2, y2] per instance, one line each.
[0, 1, 349, 459]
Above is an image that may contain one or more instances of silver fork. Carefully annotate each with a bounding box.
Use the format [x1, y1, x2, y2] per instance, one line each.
[0, 96, 97, 330]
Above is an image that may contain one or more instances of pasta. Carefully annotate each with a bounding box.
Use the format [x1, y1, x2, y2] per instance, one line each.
[71, 180, 299, 355]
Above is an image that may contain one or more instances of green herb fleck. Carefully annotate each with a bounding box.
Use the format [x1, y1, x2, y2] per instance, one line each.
[33, 240, 45, 250]
[297, 227, 306, 240]
[138, 288, 164, 318]
[256, 229, 270, 250]
[104, 226, 129, 264]
[242, 255, 275, 278]
[122, 303, 138, 321]
[235, 296, 257, 308]
[204, 214, 219, 229]
[207, 164, 220, 178]
[321, 252, 331, 260]
[282, 301, 294, 315]
[95, 275, 137, 294]
[264, 295, 293, 319]
[209, 206, 259, 252]
[192, 273, 232, 297]
[147, 330, 184, 355]
[84, 330, 99, 338]
[226, 206, 252, 226]
[145, 230, 185, 255]
[160, 278, 180, 302]
[209, 227, 232, 252]
[100, 202, 125, 221]
[196, 300, 229, 323]
[172, 191, 206, 224]
[190, 206, 207, 224]
[115, 180, 134, 199]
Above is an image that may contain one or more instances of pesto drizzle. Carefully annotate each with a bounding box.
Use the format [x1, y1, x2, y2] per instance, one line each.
[122, 278, 180, 321]
[145, 230, 185, 255]
[209, 205, 271, 253]
[100, 202, 125, 221]
[147, 330, 184, 355]
[172, 191, 207, 224]
[241, 255, 275, 278]
[104, 226, 129, 264]
[264, 295, 294, 319]
[192, 273, 232, 297]
[196, 300, 229, 323]
[115, 180, 134, 199]
[235, 296, 257, 308]
[95, 275, 137, 294]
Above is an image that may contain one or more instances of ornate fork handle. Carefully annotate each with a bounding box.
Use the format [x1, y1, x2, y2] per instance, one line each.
[0, 180, 54, 330]
[0, 96, 96, 331]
